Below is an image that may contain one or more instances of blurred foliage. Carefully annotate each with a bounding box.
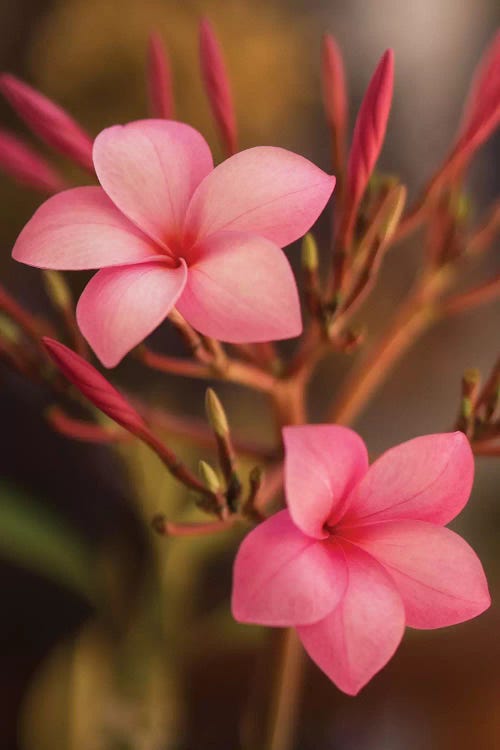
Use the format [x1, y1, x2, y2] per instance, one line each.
[19, 429, 264, 749]
[0, 480, 95, 601]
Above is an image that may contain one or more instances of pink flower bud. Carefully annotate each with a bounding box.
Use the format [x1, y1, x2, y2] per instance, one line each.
[346, 50, 394, 221]
[0, 74, 94, 172]
[321, 34, 348, 159]
[147, 32, 175, 119]
[451, 31, 500, 169]
[199, 18, 237, 156]
[42, 337, 147, 437]
[0, 128, 66, 193]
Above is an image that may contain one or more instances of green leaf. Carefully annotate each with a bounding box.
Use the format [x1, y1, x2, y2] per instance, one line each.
[0, 480, 96, 602]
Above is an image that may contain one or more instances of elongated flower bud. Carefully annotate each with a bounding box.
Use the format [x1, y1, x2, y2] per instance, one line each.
[346, 50, 394, 224]
[147, 32, 175, 119]
[199, 460, 222, 493]
[0, 74, 94, 171]
[42, 337, 147, 436]
[301, 232, 319, 272]
[376, 183, 407, 243]
[0, 129, 65, 193]
[43, 270, 73, 312]
[451, 31, 500, 170]
[205, 387, 229, 437]
[199, 18, 237, 156]
[321, 34, 348, 171]
[43, 338, 213, 497]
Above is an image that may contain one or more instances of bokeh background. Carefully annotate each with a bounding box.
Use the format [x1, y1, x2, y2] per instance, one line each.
[0, 1, 498, 748]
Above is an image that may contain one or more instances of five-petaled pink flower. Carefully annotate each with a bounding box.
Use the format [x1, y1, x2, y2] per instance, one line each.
[13, 120, 335, 366]
[232, 425, 490, 695]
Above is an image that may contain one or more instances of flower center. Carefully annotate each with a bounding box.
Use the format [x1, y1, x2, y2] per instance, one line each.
[322, 522, 337, 538]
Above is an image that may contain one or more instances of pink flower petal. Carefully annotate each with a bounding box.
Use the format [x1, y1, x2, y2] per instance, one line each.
[298, 541, 405, 695]
[12, 186, 157, 270]
[93, 120, 213, 248]
[77, 260, 187, 367]
[184, 146, 335, 247]
[176, 231, 302, 342]
[232, 510, 347, 627]
[283, 425, 369, 539]
[346, 520, 491, 629]
[339, 432, 474, 527]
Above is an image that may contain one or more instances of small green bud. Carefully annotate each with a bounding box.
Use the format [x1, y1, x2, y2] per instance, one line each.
[199, 460, 222, 493]
[205, 388, 229, 436]
[463, 368, 481, 388]
[378, 185, 407, 243]
[461, 397, 473, 420]
[301, 233, 319, 271]
[43, 270, 73, 311]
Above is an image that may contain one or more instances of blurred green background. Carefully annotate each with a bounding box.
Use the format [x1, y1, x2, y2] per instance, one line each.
[0, 0, 498, 748]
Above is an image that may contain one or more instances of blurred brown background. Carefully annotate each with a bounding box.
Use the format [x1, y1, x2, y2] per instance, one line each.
[0, 1, 498, 749]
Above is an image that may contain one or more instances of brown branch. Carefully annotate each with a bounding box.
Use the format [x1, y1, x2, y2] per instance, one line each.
[440, 274, 500, 317]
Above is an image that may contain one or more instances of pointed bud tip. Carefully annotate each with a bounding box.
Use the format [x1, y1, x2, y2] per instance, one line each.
[463, 368, 481, 385]
[205, 388, 229, 436]
[199, 460, 222, 493]
[379, 184, 407, 241]
[43, 270, 72, 310]
[301, 233, 319, 271]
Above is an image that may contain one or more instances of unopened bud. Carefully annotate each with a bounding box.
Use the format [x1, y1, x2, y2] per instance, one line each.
[457, 368, 481, 435]
[377, 185, 407, 243]
[463, 368, 481, 391]
[43, 270, 73, 311]
[199, 460, 222, 494]
[205, 388, 229, 436]
[301, 233, 319, 271]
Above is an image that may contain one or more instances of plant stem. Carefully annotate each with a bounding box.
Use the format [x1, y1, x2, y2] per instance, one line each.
[328, 271, 451, 425]
[266, 629, 305, 750]
[262, 371, 307, 750]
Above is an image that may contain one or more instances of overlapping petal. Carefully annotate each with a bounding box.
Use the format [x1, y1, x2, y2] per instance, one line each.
[12, 186, 157, 270]
[77, 259, 187, 367]
[93, 120, 213, 248]
[339, 432, 474, 527]
[346, 520, 490, 629]
[283, 425, 369, 539]
[298, 542, 405, 695]
[176, 231, 302, 342]
[184, 146, 335, 247]
[232, 510, 347, 627]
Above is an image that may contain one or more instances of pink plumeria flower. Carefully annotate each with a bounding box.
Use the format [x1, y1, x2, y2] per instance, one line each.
[232, 425, 490, 695]
[12, 120, 335, 366]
